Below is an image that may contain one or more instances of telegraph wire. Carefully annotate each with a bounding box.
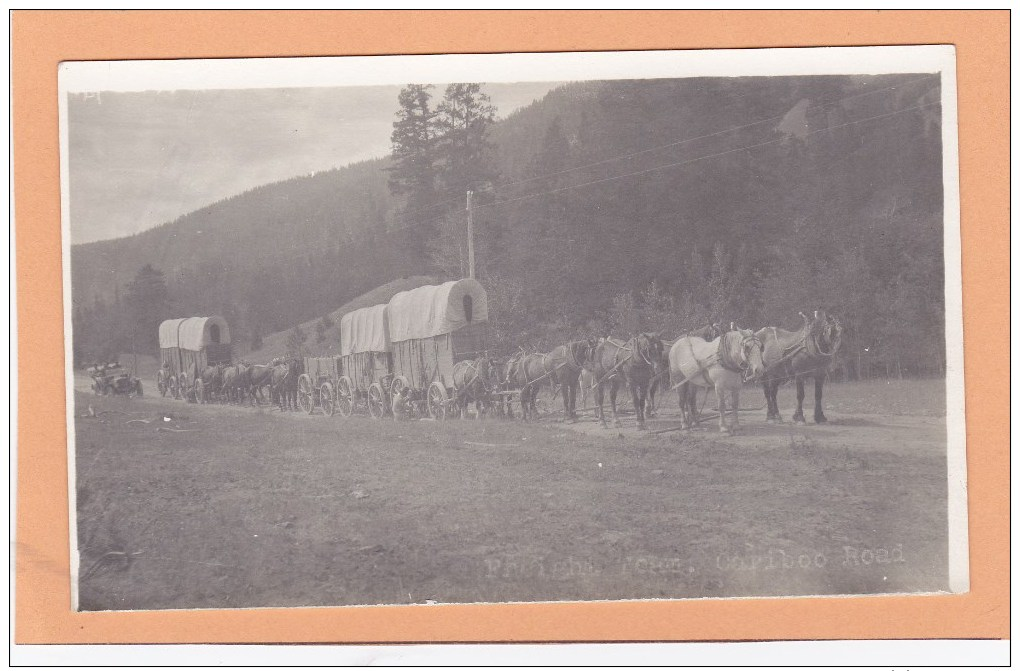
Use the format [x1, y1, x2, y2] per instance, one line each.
[433, 74, 939, 201]
[472, 101, 940, 212]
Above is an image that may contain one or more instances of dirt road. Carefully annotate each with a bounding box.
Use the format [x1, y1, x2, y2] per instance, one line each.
[70, 376, 950, 611]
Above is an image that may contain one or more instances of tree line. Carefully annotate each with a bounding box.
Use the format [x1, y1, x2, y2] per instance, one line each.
[72, 75, 946, 380]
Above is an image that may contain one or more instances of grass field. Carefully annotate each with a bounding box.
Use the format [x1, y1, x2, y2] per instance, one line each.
[72, 377, 950, 611]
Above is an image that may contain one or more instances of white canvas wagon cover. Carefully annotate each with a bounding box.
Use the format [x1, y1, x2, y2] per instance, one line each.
[340, 304, 391, 356]
[158, 316, 231, 351]
[387, 278, 488, 343]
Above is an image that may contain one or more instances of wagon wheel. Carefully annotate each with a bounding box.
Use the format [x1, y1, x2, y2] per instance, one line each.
[389, 376, 410, 418]
[297, 374, 315, 414]
[194, 378, 204, 404]
[389, 375, 410, 399]
[319, 382, 336, 417]
[427, 382, 448, 421]
[335, 376, 354, 418]
[367, 382, 386, 419]
[157, 370, 168, 397]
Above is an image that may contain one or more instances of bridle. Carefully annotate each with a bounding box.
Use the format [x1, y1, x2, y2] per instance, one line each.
[635, 336, 658, 367]
[719, 331, 763, 380]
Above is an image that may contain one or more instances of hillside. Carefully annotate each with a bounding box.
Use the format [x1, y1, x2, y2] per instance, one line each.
[72, 74, 946, 377]
[252, 275, 435, 361]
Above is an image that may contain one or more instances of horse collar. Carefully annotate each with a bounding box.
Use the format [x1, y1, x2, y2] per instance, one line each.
[717, 333, 745, 374]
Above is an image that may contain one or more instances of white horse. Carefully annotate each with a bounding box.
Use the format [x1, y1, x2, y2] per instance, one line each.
[668, 328, 766, 434]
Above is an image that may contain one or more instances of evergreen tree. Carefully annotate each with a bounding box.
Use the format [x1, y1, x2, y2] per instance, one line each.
[435, 83, 498, 199]
[124, 264, 169, 356]
[388, 84, 439, 212]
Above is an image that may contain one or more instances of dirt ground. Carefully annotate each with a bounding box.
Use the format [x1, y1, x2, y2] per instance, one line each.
[71, 375, 949, 611]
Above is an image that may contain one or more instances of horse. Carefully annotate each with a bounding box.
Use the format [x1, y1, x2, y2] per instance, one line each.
[269, 357, 302, 411]
[544, 339, 597, 422]
[196, 363, 225, 403]
[647, 324, 723, 416]
[589, 333, 664, 430]
[757, 310, 843, 424]
[504, 351, 555, 422]
[669, 328, 765, 434]
[220, 363, 252, 404]
[248, 363, 275, 405]
[451, 356, 497, 419]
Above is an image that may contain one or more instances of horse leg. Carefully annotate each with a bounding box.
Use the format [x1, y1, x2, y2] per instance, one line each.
[610, 380, 622, 428]
[771, 379, 783, 423]
[731, 388, 740, 434]
[762, 377, 775, 421]
[689, 385, 701, 430]
[633, 382, 646, 430]
[571, 379, 581, 422]
[717, 385, 728, 433]
[645, 378, 655, 418]
[676, 383, 689, 429]
[793, 376, 806, 424]
[595, 383, 607, 428]
[814, 374, 828, 423]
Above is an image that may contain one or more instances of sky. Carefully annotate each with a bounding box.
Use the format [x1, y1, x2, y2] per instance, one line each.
[67, 82, 560, 244]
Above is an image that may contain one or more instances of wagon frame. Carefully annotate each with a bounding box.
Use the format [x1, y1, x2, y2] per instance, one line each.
[157, 316, 232, 402]
[387, 278, 493, 421]
[297, 303, 393, 419]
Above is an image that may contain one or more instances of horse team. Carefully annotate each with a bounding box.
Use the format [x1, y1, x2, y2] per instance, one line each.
[181, 309, 842, 434]
[460, 309, 842, 434]
[185, 356, 304, 411]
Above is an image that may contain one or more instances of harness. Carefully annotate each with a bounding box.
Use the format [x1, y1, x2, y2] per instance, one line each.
[521, 354, 570, 388]
[669, 332, 761, 390]
[589, 337, 655, 389]
[565, 341, 589, 371]
[768, 322, 839, 375]
[455, 359, 494, 395]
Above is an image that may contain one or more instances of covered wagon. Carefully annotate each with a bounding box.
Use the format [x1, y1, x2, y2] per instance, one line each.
[298, 354, 343, 416]
[386, 278, 491, 419]
[330, 303, 394, 418]
[157, 316, 232, 400]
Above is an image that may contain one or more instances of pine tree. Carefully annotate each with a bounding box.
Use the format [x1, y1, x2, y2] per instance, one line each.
[124, 264, 169, 355]
[435, 83, 498, 199]
[388, 84, 439, 213]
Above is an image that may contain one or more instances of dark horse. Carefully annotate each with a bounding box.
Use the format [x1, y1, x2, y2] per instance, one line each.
[270, 357, 303, 411]
[248, 363, 275, 405]
[196, 363, 226, 403]
[647, 324, 722, 416]
[544, 338, 597, 422]
[757, 310, 843, 424]
[589, 333, 664, 430]
[451, 356, 497, 419]
[220, 363, 251, 404]
[504, 351, 555, 422]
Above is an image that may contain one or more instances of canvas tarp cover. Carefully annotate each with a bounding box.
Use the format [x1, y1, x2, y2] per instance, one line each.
[387, 278, 488, 343]
[158, 316, 231, 351]
[340, 304, 391, 356]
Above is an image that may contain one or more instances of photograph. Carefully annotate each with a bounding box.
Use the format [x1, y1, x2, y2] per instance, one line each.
[59, 46, 966, 612]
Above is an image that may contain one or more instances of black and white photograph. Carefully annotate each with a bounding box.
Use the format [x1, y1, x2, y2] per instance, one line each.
[60, 46, 966, 612]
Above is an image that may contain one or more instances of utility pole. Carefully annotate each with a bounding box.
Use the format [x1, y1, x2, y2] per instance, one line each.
[466, 190, 475, 279]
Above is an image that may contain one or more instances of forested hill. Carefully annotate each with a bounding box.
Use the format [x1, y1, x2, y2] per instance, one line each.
[72, 74, 945, 377]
